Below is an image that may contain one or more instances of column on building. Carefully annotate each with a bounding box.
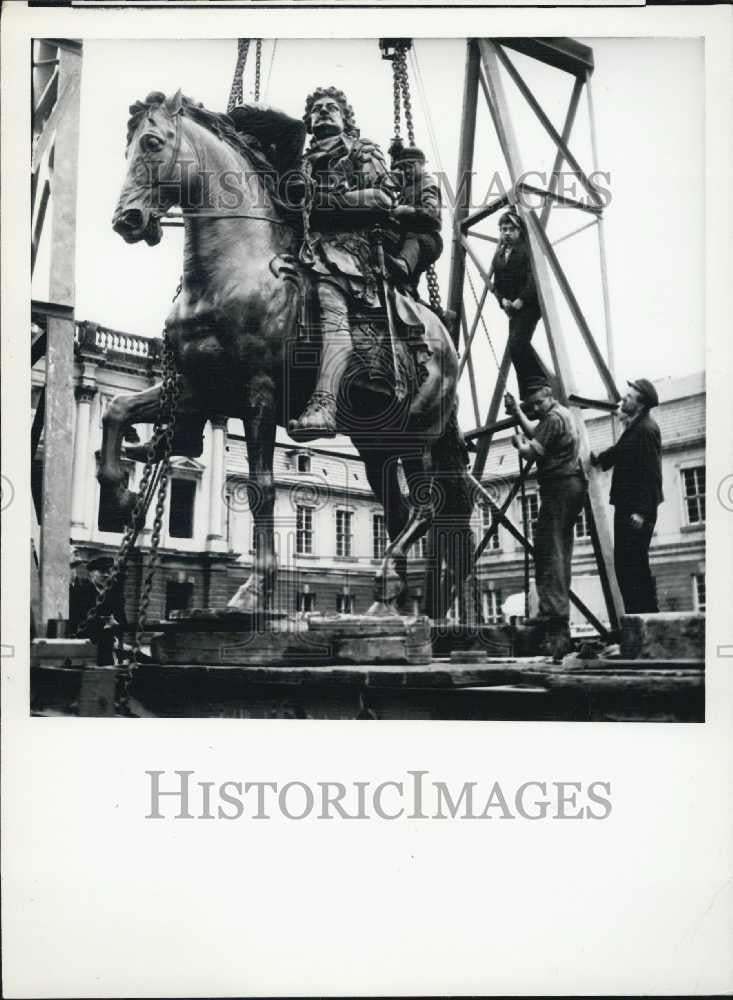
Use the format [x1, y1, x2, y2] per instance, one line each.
[70, 372, 98, 535]
[206, 415, 229, 552]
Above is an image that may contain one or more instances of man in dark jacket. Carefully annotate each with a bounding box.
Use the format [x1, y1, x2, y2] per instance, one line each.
[386, 140, 443, 289]
[490, 209, 546, 399]
[591, 378, 663, 613]
[69, 553, 128, 665]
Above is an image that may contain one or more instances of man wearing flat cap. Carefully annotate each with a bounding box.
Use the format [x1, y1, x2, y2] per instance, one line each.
[506, 379, 587, 661]
[386, 140, 443, 289]
[69, 552, 128, 665]
[591, 378, 663, 613]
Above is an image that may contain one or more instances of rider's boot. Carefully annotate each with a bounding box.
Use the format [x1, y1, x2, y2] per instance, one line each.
[288, 285, 352, 442]
[288, 390, 338, 442]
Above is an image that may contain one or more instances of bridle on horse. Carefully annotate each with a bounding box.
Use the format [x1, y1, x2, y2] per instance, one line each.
[150, 107, 290, 228]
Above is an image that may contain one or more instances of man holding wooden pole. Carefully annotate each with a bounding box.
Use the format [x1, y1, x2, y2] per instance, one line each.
[505, 380, 587, 661]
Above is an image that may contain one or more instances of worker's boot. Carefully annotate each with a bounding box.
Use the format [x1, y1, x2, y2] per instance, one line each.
[547, 616, 573, 664]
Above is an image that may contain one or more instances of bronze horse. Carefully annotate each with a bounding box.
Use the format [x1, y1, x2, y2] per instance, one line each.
[102, 90, 474, 616]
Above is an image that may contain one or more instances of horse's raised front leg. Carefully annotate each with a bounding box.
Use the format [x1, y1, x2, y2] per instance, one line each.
[98, 383, 165, 515]
[98, 377, 205, 517]
[228, 374, 277, 614]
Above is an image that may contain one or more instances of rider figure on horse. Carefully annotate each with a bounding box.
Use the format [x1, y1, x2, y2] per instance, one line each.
[287, 86, 401, 442]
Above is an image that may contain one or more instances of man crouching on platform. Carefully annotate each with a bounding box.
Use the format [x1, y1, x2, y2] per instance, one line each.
[287, 87, 400, 441]
[505, 381, 587, 661]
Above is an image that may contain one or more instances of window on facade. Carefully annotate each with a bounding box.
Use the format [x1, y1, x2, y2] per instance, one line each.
[682, 466, 705, 524]
[520, 494, 539, 544]
[336, 509, 353, 557]
[482, 590, 503, 625]
[97, 463, 132, 534]
[297, 591, 315, 612]
[693, 573, 706, 612]
[168, 478, 196, 538]
[480, 502, 501, 550]
[297, 453, 311, 474]
[336, 593, 354, 614]
[575, 504, 592, 540]
[296, 505, 314, 555]
[165, 581, 193, 617]
[372, 513, 386, 560]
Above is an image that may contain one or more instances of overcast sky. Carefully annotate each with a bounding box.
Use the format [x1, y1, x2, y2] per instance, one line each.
[33, 36, 704, 426]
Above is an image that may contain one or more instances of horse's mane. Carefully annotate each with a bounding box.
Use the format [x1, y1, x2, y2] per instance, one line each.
[127, 91, 278, 181]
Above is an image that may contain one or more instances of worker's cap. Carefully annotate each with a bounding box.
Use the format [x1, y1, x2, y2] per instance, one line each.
[627, 378, 659, 409]
[498, 209, 524, 231]
[87, 554, 115, 573]
[521, 378, 552, 403]
[389, 140, 426, 165]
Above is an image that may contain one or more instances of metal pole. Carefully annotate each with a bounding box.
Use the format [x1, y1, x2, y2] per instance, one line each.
[586, 69, 617, 441]
[445, 40, 480, 350]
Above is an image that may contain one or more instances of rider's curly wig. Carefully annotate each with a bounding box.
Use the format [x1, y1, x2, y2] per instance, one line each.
[303, 86, 359, 137]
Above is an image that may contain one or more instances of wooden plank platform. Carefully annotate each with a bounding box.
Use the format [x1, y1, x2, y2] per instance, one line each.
[30, 655, 704, 722]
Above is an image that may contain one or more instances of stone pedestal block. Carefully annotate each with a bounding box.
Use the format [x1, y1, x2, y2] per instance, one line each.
[621, 612, 705, 660]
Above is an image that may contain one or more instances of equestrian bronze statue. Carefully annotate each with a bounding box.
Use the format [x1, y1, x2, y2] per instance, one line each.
[101, 88, 474, 618]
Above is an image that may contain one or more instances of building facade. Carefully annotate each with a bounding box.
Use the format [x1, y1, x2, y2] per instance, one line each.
[32, 321, 705, 628]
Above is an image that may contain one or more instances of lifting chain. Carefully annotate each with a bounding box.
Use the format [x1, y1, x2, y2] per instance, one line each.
[227, 39, 251, 112]
[394, 45, 415, 147]
[254, 39, 262, 102]
[227, 39, 262, 111]
[386, 40, 442, 314]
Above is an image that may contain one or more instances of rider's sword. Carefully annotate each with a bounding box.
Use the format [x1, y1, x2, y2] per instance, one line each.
[373, 228, 407, 402]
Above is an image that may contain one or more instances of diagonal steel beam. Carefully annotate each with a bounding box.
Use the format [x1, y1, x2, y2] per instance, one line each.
[539, 74, 585, 229]
[493, 43, 603, 208]
[525, 210, 620, 402]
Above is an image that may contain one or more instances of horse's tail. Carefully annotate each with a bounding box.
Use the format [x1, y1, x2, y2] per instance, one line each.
[424, 405, 476, 621]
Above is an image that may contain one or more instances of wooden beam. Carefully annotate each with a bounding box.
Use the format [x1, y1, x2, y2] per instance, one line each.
[39, 45, 82, 631]
[445, 40, 480, 350]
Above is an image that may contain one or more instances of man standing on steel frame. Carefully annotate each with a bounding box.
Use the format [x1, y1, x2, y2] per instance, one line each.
[490, 209, 546, 400]
[591, 378, 663, 613]
[505, 380, 587, 662]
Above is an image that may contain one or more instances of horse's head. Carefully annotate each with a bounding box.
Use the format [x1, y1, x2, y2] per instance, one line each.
[112, 89, 186, 245]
